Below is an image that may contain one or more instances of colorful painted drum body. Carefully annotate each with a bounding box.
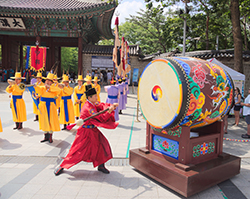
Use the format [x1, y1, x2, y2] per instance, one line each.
[138, 57, 234, 130]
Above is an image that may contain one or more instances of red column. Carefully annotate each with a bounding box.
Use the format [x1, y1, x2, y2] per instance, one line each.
[20, 43, 23, 73]
[78, 36, 83, 75]
[58, 46, 61, 77]
[2, 35, 8, 69]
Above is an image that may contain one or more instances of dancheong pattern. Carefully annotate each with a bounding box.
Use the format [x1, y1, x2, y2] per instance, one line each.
[152, 134, 179, 159]
[193, 142, 215, 157]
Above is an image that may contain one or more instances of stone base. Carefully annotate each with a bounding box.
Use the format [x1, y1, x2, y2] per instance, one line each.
[129, 148, 241, 197]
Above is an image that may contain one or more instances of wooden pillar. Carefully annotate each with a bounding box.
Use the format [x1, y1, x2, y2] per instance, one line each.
[58, 46, 61, 77]
[47, 37, 54, 72]
[20, 43, 23, 73]
[2, 35, 8, 69]
[7, 36, 11, 69]
[78, 36, 83, 75]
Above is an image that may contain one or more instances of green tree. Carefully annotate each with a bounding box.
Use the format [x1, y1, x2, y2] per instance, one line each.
[145, 0, 245, 72]
[61, 47, 78, 73]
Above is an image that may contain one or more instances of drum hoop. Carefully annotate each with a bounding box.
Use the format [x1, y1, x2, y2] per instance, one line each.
[220, 69, 234, 117]
[164, 57, 191, 129]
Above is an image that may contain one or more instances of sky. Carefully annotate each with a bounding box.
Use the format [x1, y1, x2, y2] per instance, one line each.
[111, 0, 146, 27]
[111, 0, 183, 28]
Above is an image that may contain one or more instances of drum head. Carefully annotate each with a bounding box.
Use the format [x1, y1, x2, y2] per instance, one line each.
[138, 58, 189, 129]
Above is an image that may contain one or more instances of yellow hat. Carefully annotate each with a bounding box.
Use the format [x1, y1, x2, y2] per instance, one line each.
[76, 75, 84, 81]
[62, 74, 69, 82]
[36, 72, 44, 79]
[10, 72, 25, 79]
[45, 73, 54, 81]
[84, 75, 92, 81]
[92, 76, 100, 82]
[53, 74, 60, 80]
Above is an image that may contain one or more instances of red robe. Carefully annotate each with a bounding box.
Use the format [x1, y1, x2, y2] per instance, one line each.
[60, 100, 118, 169]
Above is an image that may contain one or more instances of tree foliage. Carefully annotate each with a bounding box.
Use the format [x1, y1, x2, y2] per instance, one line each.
[143, 0, 250, 72]
[61, 47, 78, 73]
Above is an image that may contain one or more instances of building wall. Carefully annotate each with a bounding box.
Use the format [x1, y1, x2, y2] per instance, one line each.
[82, 53, 150, 83]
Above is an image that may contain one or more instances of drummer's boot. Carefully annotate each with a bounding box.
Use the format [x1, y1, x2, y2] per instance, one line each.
[119, 110, 122, 114]
[13, 122, 19, 130]
[49, 132, 53, 143]
[34, 115, 38, 121]
[61, 124, 67, 130]
[98, 163, 110, 174]
[17, 122, 23, 130]
[54, 166, 64, 176]
[40, 132, 49, 143]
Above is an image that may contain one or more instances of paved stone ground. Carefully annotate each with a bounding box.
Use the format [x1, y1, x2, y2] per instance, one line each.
[0, 82, 250, 199]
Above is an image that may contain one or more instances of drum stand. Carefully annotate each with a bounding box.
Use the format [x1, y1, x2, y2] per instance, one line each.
[129, 121, 241, 197]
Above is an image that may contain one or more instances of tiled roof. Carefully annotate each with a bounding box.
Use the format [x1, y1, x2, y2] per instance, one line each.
[82, 45, 141, 56]
[141, 49, 250, 61]
[175, 49, 250, 59]
[0, 0, 109, 11]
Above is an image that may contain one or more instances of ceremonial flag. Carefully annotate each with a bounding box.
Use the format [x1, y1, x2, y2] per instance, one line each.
[120, 37, 125, 77]
[125, 41, 131, 73]
[113, 17, 122, 76]
[25, 46, 30, 69]
[114, 17, 120, 48]
[26, 85, 39, 110]
[25, 46, 47, 72]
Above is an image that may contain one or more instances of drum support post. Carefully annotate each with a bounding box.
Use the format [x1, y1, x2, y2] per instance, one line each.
[135, 99, 140, 122]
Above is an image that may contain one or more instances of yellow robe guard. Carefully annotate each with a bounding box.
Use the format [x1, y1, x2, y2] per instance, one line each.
[93, 83, 101, 102]
[0, 117, 3, 132]
[52, 82, 61, 109]
[59, 86, 75, 124]
[35, 86, 61, 132]
[73, 85, 85, 117]
[6, 84, 27, 122]
[33, 81, 44, 114]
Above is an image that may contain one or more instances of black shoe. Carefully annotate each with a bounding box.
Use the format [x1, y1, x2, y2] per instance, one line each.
[54, 167, 64, 176]
[49, 133, 53, 143]
[34, 115, 38, 121]
[241, 134, 250, 139]
[17, 122, 23, 130]
[40, 133, 49, 143]
[13, 122, 19, 130]
[119, 110, 122, 114]
[98, 165, 110, 174]
[61, 124, 67, 130]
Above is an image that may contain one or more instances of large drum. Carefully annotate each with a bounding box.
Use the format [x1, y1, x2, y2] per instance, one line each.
[138, 57, 234, 129]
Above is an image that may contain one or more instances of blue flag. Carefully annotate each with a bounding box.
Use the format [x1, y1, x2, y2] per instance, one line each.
[25, 46, 30, 69]
[26, 85, 39, 110]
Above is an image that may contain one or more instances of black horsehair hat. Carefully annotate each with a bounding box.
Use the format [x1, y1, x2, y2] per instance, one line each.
[85, 87, 96, 98]
[85, 84, 92, 91]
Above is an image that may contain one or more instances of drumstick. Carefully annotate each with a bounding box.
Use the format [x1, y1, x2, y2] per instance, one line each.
[67, 108, 109, 130]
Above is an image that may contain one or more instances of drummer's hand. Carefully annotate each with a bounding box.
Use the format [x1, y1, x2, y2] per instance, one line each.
[33, 84, 36, 87]
[76, 119, 83, 126]
[113, 103, 118, 109]
[108, 105, 115, 113]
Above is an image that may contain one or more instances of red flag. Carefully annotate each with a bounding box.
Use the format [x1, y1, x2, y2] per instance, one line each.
[30, 46, 46, 71]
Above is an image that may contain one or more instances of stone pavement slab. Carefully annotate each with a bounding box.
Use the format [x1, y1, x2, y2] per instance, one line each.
[0, 82, 250, 198]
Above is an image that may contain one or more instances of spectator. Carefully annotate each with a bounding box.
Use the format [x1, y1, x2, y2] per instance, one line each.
[233, 87, 242, 126]
[86, 70, 91, 77]
[241, 88, 250, 138]
[107, 70, 112, 84]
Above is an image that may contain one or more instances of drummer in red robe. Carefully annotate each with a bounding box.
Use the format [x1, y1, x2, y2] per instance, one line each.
[54, 87, 118, 175]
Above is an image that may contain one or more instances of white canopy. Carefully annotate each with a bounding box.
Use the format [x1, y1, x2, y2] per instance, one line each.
[207, 58, 245, 81]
